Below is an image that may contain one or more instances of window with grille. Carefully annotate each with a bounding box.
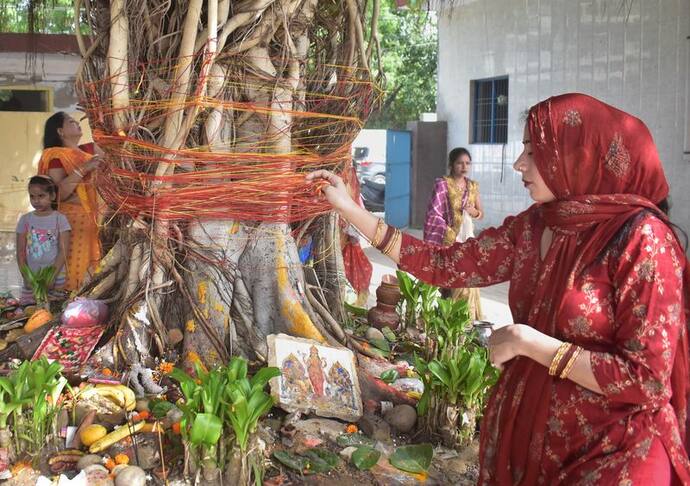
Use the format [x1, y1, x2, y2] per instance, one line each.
[0, 88, 52, 112]
[471, 77, 508, 144]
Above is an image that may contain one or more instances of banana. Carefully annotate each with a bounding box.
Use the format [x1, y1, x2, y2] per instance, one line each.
[95, 385, 136, 411]
[78, 385, 137, 412]
[89, 421, 146, 453]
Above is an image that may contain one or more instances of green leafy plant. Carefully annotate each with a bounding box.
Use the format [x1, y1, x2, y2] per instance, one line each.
[25, 357, 68, 454]
[380, 369, 399, 384]
[0, 358, 67, 456]
[223, 358, 280, 452]
[397, 270, 500, 448]
[169, 357, 280, 481]
[336, 433, 376, 448]
[0, 368, 31, 430]
[396, 270, 440, 329]
[273, 448, 340, 475]
[351, 446, 380, 470]
[20, 265, 57, 307]
[389, 443, 433, 474]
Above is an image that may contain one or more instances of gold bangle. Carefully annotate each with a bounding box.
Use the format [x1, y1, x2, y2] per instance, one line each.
[548, 342, 571, 376]
[382, 228, 401, 256]
[371, 218, 385, 247]
[560, 346, 583, 379]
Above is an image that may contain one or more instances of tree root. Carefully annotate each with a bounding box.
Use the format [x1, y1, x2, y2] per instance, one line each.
[305, 284, 347, 344]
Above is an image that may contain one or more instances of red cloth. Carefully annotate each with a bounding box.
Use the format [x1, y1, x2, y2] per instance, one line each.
[342, 240, 372, 293]
[341, 162, 372, 293]
[398, 93, 690, 485]
[33, 324, 105, 372]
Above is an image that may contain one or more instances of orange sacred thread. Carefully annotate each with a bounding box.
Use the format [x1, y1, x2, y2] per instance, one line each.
[76, 54, 379, 224]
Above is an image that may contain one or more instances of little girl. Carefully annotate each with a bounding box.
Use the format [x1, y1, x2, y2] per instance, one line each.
[16, 175, 71, 304]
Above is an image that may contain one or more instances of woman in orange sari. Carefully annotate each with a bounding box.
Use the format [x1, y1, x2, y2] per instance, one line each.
[38, 112, 103, 291]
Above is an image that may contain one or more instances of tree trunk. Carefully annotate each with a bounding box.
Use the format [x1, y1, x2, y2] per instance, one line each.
[75, 0, 380, 368]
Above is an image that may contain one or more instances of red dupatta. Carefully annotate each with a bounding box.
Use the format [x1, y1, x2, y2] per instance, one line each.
[479, 93, 690, 484]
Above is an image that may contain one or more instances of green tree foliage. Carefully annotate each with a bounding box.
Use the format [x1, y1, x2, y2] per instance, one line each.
[0, 0, 87, 34]
[367, 1, 437, 129]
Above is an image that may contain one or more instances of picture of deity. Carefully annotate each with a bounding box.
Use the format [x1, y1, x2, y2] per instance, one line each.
[268, 334, 363, 421]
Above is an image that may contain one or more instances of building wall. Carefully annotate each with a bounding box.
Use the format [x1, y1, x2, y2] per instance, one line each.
[436, 0, 690, 235]
[0, 50, 91, 233]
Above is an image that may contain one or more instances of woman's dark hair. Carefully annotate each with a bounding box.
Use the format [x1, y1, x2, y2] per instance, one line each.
[448, 147, 472, 171]
[43, 111, 67, 149]
[656, 197, 688, 251]
[28, 175, 59, 210]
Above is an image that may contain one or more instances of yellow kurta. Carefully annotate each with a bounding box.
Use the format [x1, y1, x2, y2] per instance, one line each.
[443, 176, 482, 320]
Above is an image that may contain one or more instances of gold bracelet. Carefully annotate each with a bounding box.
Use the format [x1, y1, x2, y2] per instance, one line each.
[548, 342, 571, 376]
[382, 228, 401, 256]
[371, 218, 385, 247]
[560, 346, 583, 379]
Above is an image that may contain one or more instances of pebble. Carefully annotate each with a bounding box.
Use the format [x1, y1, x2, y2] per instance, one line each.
[339, 446, 358, 461]
[358, 413, 391, 443]
[365, 327, 385, 342]
[384, 404, 417, 433]
[113, 465, 147, 486]
[293, 418, 347, 443]
[135, 399, 150, 412]
[83, 464, 113, 486]
[77, 454, 103, 471]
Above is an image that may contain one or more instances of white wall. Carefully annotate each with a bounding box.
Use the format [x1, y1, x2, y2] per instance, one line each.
[1, 52, 82, 111]
[436, 0, 690, 236]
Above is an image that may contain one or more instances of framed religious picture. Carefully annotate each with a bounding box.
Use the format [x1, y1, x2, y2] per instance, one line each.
[267, 334, 363, 422]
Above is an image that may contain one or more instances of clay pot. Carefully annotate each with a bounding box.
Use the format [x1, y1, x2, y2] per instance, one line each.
[376, 282, 401, 306]
[367, 303, 400, 330]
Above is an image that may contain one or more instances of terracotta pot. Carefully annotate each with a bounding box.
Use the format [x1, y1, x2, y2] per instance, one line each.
[376, 282, 401, 306]
[367, 302, 400, 330]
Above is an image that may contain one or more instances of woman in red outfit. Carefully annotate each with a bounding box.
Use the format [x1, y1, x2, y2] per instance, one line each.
[308, 93, 690, 485]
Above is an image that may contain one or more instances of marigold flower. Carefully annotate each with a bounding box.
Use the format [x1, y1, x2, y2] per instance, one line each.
[133, 410, 150, 422]
[114, 453, 130, 465]
[345, 424, 358, 434]
[157, 361, 174, 374]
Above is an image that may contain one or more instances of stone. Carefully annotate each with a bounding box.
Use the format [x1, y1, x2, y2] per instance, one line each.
[384, 404, 417, 433]
[135, 399, 149, 412]
[339, 446, 357, 461]
[111, 464, 129, 476]
[77, 454, 103, 471]
[357, 413, 391, 443]
[365, 327, 385, 342]
[108, 436, 159, 470]
[114, 465, 147, 486]
[293, 418, 346, 444]
[83, 464, 113, 486]
[167, 328, 184, 346]
[161, 407, 183, 428]
[130, 440, 159, 470]
[431, 441, 480, 485]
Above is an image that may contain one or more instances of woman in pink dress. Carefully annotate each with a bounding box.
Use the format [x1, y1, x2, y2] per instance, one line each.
[308, 93, 690, 485]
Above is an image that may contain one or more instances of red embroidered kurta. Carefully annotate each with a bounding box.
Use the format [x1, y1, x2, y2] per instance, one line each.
[399, 206, 690, 484]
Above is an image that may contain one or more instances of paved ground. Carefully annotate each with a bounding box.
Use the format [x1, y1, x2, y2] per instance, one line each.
[0, 232, 22, 297]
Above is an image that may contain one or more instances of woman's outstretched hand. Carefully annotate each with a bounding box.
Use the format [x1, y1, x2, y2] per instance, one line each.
[306, 170, 355, 213]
